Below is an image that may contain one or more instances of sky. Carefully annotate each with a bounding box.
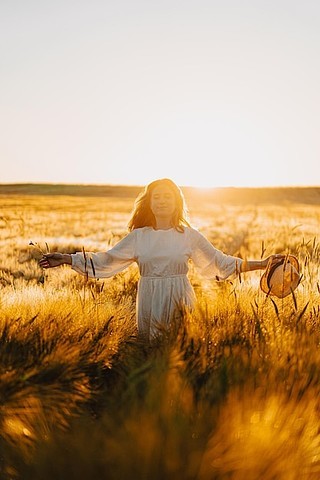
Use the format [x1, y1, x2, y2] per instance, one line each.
[1, 0, 319, 188]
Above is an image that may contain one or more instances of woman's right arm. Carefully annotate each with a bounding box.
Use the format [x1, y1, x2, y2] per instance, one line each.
[39, 253, 72, 269]
[39, 230, 137, 278]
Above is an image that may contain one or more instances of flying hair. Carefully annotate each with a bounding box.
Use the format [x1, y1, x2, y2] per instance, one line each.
[128, 178, 191, 232]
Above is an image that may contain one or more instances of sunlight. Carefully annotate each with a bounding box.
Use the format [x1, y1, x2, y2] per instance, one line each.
[108, 111, 302, 190]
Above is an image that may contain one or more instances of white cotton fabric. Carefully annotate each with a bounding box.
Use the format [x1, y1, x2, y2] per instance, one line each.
[71, 227, 242, 338]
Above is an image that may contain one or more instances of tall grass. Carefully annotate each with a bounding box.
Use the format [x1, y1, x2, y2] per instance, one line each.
[0, 191, 320, 479]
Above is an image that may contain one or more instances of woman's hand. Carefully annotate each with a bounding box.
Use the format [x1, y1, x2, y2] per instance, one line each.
[241, 254, 286, 272]
[39, 253, 71, 269]
[261, 254, 285, 269]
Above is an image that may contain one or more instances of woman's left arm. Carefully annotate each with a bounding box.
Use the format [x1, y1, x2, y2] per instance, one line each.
[189, 228, 283, 279]
[240, 255, 283, 273]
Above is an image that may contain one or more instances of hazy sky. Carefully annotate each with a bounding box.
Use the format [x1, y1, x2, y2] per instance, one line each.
[1, 0, 319, 187]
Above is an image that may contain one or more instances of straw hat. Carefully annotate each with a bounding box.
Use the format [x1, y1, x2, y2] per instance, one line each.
[260, 255, 300, 298]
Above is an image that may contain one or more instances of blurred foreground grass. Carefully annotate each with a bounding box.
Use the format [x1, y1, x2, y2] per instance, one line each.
[0, 186, 320, 479]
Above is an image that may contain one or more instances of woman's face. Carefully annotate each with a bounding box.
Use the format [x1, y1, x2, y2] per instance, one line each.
[150, 185, 176, 219]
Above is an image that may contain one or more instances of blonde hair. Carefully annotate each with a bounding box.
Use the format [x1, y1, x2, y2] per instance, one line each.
[128, 178, 191, 232]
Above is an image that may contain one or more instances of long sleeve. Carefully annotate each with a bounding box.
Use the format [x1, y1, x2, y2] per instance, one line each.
[189, 228, 242, 281]
[71, 230, 136, 278]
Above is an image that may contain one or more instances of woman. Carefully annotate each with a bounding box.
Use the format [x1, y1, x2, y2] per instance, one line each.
[39, 178, 275, 340]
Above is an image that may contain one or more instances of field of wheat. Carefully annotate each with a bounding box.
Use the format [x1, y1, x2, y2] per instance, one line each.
[1, 187, 320, 479]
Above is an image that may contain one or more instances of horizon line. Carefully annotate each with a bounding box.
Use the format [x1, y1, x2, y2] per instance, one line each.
[1, 181, 320, 189]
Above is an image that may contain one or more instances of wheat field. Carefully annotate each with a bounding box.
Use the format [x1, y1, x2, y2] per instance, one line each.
[0, 186, 320, 479]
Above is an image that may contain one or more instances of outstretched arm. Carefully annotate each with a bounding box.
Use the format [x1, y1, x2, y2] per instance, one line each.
[240, 254, 284, 273]
[39, 253, 72, 268]
[190, 228, 284, 280]
[39, 230, 136, 278]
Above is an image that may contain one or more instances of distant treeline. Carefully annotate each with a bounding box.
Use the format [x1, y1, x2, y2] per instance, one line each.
[1, 183, 320, 205]
[0, 183, 142, 198]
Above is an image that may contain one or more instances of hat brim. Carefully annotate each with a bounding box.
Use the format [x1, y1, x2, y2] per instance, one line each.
[260, 255, 300, 298]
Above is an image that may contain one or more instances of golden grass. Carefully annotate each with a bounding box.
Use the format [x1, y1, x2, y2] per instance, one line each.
[0, 188, 320, 479]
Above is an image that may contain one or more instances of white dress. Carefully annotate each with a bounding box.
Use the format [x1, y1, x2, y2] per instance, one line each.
[71, 226, 242, 338]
